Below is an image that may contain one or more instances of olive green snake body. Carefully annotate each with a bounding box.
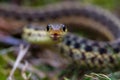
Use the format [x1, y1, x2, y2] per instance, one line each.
[0, 1, 120, 69]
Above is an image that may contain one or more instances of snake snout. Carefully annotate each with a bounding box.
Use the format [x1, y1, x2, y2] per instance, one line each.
[53, 33, 59, 37]
[51, 33, 60, 40]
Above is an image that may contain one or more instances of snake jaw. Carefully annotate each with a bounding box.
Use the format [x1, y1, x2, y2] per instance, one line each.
[49, 30, 67, 41]
[51, 33, 61, 41]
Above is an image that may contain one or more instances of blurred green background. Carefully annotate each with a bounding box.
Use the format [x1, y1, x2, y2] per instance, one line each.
[0, 0, 120, 10]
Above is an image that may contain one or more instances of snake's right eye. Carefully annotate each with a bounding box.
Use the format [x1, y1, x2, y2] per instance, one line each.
[46, 24, 51, 31]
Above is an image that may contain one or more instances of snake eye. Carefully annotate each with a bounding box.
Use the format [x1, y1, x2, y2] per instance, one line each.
[62, 24, 67, 32]
[46, 24, 51, 31]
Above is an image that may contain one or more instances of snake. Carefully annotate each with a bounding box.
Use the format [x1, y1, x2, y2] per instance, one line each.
[0, 1, 120, 69]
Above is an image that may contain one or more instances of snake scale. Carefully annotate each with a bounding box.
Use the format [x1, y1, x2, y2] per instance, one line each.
[0, 1, 120, 69]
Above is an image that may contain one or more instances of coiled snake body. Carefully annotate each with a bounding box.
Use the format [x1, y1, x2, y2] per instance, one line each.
[0, 1, 120, 69]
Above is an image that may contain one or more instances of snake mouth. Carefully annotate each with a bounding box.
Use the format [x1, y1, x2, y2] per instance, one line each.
[51, 33, 61, 41]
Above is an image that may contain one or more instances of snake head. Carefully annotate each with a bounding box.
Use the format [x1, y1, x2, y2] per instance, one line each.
[46, 24, 67, 41]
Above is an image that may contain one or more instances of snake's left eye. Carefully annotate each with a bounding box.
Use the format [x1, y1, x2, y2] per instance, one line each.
[62, 25, 67, 32]
[46, 24, 51, 31]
